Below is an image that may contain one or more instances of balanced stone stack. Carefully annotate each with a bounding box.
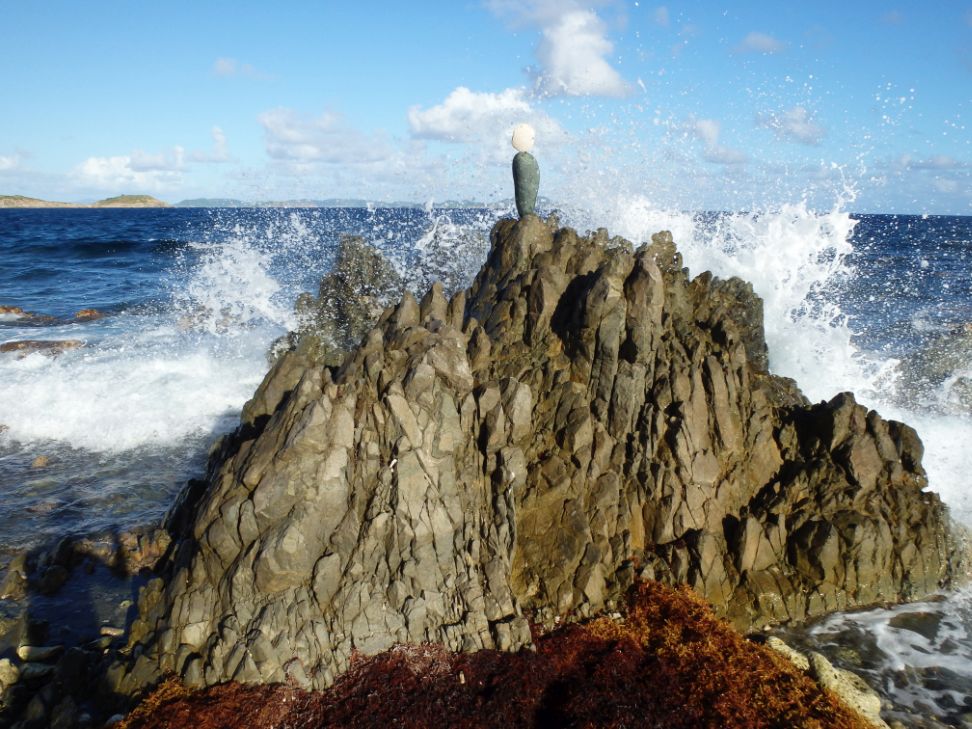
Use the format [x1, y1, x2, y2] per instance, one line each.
[114, 216, 966, 696]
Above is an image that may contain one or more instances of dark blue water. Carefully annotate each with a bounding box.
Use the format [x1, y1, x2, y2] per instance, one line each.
[0, 207, 496, 321]
[846, 214, 972, 355]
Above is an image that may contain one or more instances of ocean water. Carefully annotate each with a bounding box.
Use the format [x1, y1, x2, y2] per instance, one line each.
[1, 205, 970, 723]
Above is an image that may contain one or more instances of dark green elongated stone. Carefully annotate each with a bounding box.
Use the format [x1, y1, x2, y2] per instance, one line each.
[512, 151, 539, 218]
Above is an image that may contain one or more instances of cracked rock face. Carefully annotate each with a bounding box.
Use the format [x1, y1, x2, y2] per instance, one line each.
[116, 216, 965, 695]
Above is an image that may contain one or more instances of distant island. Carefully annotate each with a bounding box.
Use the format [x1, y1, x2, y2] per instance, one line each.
[0, 194, 168, 208]
[174, 198, 493, 209]
[0, 194, 502, 210]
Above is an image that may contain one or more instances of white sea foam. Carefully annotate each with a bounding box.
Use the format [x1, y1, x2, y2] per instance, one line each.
[805, 587, 972, 717]
[0, 225, 296, 453]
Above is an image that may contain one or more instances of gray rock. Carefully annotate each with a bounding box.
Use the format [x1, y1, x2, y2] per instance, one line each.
[19, 662, 55, 683]
[114, 216, 966, 701]
[16, 645, 63, 662]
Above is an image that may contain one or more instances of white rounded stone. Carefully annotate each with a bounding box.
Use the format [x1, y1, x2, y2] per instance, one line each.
[511, 123, 536, 153]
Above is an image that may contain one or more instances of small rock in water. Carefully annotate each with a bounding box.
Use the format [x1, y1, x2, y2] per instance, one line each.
[888, 611, 941, 641]
[30, 455, 50, 469]
[808, 651, 888, 729]
[17, 644, 64, 662]
[74, 308, 104, 321]
[100, 625, 124, 638]
[0, 339, 84, 357]
[0, 305, 26, 316]
[0, 657, 20, 689]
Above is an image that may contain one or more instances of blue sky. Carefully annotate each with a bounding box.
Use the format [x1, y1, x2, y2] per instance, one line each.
[1, 1, 969, 213]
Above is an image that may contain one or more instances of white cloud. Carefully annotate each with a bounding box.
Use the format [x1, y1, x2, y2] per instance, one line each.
[258, 108, 391, 165]
[756, 106, 825, 145]
[73, 154, 182, 191]
[687, 118, 747, 165]
[408, 86, 565, 147]
[486, 1, 629, 97]
[0, 153, 21, 171]
[190, 126, 231, 163]
[537, 9, 630, 96]
[654, 6, 670, 27]
[129, 146, 185, 172]
[735, 31, 785, 54]
[212, 57, 267, 79]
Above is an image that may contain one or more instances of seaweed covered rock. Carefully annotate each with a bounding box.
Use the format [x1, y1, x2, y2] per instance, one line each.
[119, 581, 873, 729]
[114, 216, 965, 697]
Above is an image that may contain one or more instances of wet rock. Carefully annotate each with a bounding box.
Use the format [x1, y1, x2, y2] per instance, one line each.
[17, 644, 64, 662]
[808, 651, 889, 729]
[74, 308, 104, 321]
[0, 554, 28, 599]
[888, 611, 942, 641]
[0, 339, 84, 357]
[284, 235, 406, 366]
[19, 662, 55, 683]
[30, 455, 50, 469]
[115, 217, 964, 699]
[0, 657, 19, 689]
[0, 305, 55, 325]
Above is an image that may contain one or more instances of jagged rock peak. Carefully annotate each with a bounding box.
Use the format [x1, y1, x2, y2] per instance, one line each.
[115, 215, 965, 697]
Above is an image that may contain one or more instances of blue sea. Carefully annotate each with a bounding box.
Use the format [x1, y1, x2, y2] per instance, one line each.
[0, 205, 970, 724]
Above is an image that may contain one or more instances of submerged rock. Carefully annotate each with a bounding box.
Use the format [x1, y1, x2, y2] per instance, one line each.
[114, 217, 966, 697]
[74, 308, 105, 321]
[0, 339, 84, 357]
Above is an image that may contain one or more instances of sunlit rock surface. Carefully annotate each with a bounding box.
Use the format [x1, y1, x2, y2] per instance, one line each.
[115, 216, 965, 694]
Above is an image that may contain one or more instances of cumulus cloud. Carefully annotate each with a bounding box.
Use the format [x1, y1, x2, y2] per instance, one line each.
[756, 106, 825, 145]
[129, 146, 185, 172]
[73, 154, 182, 191]
[486, 1, 629, 97]
[190, 126, 231, 163]
[258, 108, 391, 165]
[212, 57, 267, 79]
[735, 31, 785, 54]
[408, 86, 565, 146]
[687, 118, 747, 165]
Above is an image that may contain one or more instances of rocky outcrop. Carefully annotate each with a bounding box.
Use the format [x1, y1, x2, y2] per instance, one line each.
[114, 216, 965, 696]
[277, 235, 405, 367]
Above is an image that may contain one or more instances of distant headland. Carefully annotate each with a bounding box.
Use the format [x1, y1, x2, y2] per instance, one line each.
[0, 194, 169, 208]
[0, 194, 516, 209]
